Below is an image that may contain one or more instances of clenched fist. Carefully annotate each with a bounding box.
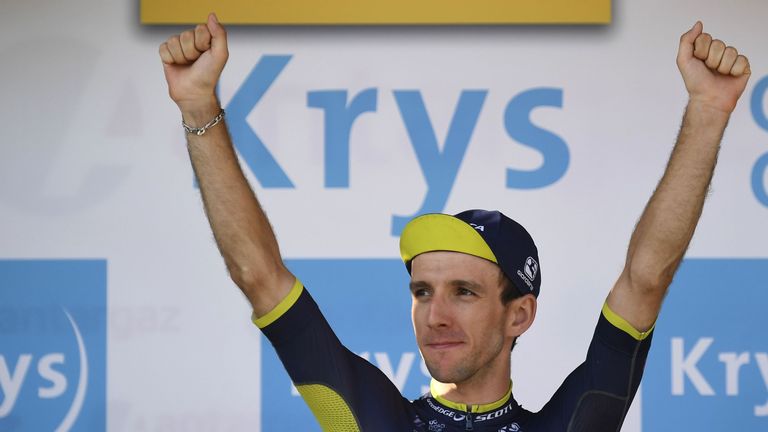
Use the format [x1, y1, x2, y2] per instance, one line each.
[677, 22, 751, 113]
[159, 13, 228, 113]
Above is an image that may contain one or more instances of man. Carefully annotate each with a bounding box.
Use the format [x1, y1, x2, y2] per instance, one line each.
[159, 14, 750, 431]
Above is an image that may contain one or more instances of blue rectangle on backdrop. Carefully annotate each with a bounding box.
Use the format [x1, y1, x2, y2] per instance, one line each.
[642, 259, 768, 430]
[0, 260, 107, 431]
[261, 259, 427, 431]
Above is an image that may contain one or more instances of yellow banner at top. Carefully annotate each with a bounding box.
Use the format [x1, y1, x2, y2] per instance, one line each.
[141, 0, 611, 25]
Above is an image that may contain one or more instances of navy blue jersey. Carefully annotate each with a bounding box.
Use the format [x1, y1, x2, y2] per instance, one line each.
[256, 280, 653, 431]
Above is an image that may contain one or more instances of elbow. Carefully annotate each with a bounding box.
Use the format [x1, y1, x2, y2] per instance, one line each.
[228, 264, 259, 291]
[625, 252, 678, 296]
[225, 256, 286, 293]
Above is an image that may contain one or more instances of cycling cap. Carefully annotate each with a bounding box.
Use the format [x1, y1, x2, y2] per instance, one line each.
[400, 209, 541, 298]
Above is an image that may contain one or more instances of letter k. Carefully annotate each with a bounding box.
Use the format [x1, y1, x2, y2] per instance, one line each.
[226, 55, 294, 188]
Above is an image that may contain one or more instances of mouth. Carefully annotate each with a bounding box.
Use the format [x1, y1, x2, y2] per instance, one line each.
[425, 341, 465, 351]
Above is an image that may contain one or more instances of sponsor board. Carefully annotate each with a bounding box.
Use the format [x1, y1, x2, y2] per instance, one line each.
[643, 259, 768, 430]
[141, 0, 610, 25]
[0, 260, 107, 431]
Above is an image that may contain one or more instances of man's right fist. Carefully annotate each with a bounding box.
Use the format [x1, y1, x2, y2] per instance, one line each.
[159, 13, 228, 112]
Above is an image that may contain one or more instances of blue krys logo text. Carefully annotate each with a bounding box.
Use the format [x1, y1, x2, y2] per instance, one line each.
[0, 260, 106, 431]
[219, 55, 569, 235]
[751, 75, 768, 207]
[643, 259, 768, 431]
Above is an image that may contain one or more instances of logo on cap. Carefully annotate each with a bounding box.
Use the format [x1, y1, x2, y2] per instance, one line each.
[469, 223, 485, 232]
[524, 257, 538, 281]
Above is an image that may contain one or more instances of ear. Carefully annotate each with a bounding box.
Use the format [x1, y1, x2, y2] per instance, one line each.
[505, 294, 537, 338]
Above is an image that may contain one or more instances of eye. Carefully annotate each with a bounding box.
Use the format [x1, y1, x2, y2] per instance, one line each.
[411, 286, 431, 298]
[457, 287, 475, 296]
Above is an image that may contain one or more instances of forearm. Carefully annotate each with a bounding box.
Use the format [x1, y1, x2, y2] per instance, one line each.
[183, 99, 293, 315]
[608, 23, 748, 331]
[625, 101, 728, 289]
[160, 16, 294, 315]
[607, 101, 729, 332]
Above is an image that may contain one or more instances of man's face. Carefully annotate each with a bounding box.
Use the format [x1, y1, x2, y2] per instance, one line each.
[410, 251, 514, 385]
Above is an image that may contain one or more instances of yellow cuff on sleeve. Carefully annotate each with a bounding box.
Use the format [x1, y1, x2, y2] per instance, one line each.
[601, 302, 655, 341]
[252, 278, 304, 329]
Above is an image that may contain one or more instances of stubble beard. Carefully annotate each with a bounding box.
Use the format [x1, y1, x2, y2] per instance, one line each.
[423, 332, 506, 385]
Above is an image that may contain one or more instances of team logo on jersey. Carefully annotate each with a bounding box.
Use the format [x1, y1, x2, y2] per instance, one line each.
[428, 419, 446, 431]
[524, 257, 538, 281]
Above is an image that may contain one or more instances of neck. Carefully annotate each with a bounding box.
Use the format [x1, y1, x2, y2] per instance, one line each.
[431, 344, 513, 407]
[431, 379, 513, 412]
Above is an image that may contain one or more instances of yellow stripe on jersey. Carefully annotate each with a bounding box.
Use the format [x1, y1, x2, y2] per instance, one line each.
[601, 302, 655, 341]
[431, 380, 513, 413]
[253, 278, 304, 329]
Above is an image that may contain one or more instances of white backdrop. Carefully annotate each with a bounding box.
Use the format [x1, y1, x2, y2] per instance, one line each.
[1, 0, 767, 430]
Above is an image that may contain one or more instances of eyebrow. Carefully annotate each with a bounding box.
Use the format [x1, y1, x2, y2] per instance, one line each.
[409, 281, 429, 293]
[409, 279, 485, 292]
[449, 279, 484, 292]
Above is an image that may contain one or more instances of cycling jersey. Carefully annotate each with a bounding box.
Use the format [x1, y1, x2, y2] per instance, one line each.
[255, 279, 653, 431]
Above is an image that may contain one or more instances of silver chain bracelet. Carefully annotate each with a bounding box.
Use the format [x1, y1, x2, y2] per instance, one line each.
[182, 109, 225, 136]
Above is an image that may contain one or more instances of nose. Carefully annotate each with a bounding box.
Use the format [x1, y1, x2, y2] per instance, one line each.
[426, 294, 452, 329]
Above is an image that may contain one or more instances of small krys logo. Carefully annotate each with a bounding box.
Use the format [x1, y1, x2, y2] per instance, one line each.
[524, 257, 538, 281]
[0, 260, 106, 432]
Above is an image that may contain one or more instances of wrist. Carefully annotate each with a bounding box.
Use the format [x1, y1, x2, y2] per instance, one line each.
[177, 97, 221, 125]
[687, 95, 736, 117]
[688, 95, 735, 120]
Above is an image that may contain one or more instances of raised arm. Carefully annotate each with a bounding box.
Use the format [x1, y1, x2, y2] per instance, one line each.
[606, 22, 751, 332]
[159, 13, 294, 317]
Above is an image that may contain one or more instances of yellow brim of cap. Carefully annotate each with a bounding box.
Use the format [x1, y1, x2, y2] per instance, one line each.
[399, 214, 498, 265]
